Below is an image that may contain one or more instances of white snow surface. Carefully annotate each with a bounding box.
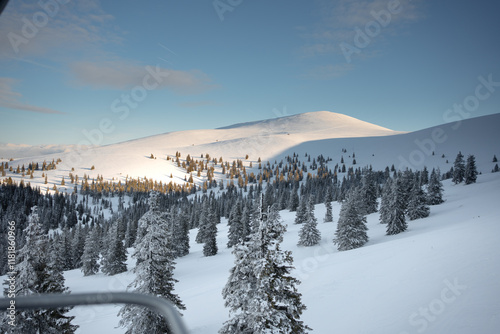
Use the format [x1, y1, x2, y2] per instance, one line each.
[61, 173, 500, 334]
[1, 111, 498, 195]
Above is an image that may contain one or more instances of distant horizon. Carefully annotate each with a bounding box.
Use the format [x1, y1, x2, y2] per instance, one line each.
[1, 110, 498, 148]
[1, 0, 500, 146]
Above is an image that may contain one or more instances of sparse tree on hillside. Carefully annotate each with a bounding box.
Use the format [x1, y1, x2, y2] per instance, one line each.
[333, 190, 368, 251]
[427, 168, 444, 205]
[452, 151, 465, 184]
[386, 177, 408, 235]
[118, 192, 185, 333]
[101, 218, 127, 276]
[220, 201, 310, 333]
[81, 226, 101, 276]
[406, 179, 430, 221]
[298, 197, 321, 247]
[464, 154, 478, 185]
[294, 195, 308, 224]
[324, 187, 333, 223]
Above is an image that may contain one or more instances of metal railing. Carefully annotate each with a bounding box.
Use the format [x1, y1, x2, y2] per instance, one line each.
[0, 292, 189, 334]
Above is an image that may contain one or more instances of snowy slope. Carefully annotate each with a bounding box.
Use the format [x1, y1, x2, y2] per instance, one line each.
[64, 172, 500, 333]
[1, 111, 498, 195]
[0, 111, 401, 192]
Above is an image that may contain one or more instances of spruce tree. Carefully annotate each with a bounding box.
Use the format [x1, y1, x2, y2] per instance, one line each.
[81, 226, 101, 276]
[288, 185, 300, 212]
[464, 154, 478, 185]
[71, 223, 86, 268]
[427, 168, 444, 205]
[386, 177, 408, 235]
[333, 190, 368, 251]
[227, 200, 244, 248]
[171, 206, 190, 257]
[195, 197, 211, 244]
[220, 202, 310, 333]
[2, 207, 78, 333]
[298, 197, 321, 246]
[101, 218, 127, 276]
[406, 179, 430, 220]
[324, 187, 333, 223]
[118, 193, 185, 333]
[359, 171, 378, 215]
[379, 177, 393, 224]
[452, 151, 465, 184]
[294, 195, 308, 224]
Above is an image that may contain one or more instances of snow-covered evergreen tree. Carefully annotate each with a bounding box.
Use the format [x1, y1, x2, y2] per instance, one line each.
[227, 200, 244, 248]
[452, 151, 465, 184]
[406, 179, 430, 221]
[71, 223, 86, 268]
[2, 207, 78, 333]
[220, 201, 310, 333]
[464, 154, 478, 184]
[118, 192, 185, 334]
[101, 218, 127, 276]
[323, 187, 333, 223]
[379, 177, 393, 224]
[294, 195, 308, 224]
[333, 190, 368, 251]
[298, 197, 321, 247]
[358, 170, 378, 215]
[427, 168, 444, 205]
[203, 207, 218, 257]
[288, 185, 300, 212]
[171, 206, 190, 258]
[195, 197, 211, 244]
[386, 177, 408, 235]
[81, 226, 101, 276]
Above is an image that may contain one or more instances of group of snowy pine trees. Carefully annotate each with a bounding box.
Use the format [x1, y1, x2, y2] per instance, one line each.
[291, 167, 446, 253]
[1, 208, 78, 333]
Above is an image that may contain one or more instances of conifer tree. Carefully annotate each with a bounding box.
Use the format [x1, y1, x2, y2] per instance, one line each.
[406, 179, 430, 220]
[379, 177, 393, 224]
[358, 171, 378, 215]
[101, 218, 127, 276]
[220, 201, 310, 333]
[203, 210, 218, 257]
[452, 151, 465, 184]
[324, 187, 333, 223]
[81, 226, 101, 276]
[171, 206, 190, 258]
[386, 177, 408, 235]
[288, 185, 300, 212]
[333, 190, 368, 251]
[196, 197, 211, 244]
[71, 223, 86, 268]
[298, 197, 321, 247]
[118, 192, 185, 333]
[294, 195, 308, 224]
[227, 200, 244, 248]
[2, 208, 78, 333]
[464, 154, 478, 185]
[427, 168, 444, 205]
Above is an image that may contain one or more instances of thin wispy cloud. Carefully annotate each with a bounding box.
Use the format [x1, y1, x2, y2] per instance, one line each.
[0, 77, 65, 114]
[299, 0, 425, 76]
[0, 0, 124, 60]
[70, 60, 216, 95]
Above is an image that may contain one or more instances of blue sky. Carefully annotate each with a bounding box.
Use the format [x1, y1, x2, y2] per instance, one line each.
[1, 0, 499, 146]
